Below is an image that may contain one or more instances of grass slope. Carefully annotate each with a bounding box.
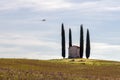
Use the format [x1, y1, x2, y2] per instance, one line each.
[0, 58, 120, 80]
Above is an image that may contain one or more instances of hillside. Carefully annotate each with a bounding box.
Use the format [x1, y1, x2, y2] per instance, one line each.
[0, 58, 120, 80]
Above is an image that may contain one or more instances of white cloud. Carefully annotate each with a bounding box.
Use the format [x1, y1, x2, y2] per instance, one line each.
[0, 33, 61, 59]
[90, 42, 120, 61]
[0, 52, 61, 60]
[0, 33, 60, 54]
[0, 32, 120, 61]
[0, 0, 120, 13]
[70, 1, 120, 14]
[0, 0, 72, 11]
[92, 42, 120, 53]
[104, 6, 120, 11]
[27, 0, 72, 11]
[0, 47, 21, 53]
[0, 33, 59, 50]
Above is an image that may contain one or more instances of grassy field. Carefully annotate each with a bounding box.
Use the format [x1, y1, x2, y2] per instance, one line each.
[0, 58, 120, 80]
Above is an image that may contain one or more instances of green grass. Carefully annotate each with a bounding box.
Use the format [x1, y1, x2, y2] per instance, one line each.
[0, 58, 120, 80]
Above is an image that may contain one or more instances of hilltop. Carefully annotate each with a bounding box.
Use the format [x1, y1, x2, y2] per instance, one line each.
[0, 58, 120, 80]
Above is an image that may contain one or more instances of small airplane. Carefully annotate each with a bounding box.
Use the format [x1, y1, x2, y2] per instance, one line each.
[41, 19, 46, 21]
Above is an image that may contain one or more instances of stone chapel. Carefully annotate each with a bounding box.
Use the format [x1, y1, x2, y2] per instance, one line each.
[68, 45, 80, 58]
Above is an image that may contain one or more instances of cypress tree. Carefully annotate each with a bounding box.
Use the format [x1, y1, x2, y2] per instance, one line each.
[69, 28, 72, 47]
[86, 29, 91, 59]
[61, 23, 66, 58]
[80, 24, 84, 58]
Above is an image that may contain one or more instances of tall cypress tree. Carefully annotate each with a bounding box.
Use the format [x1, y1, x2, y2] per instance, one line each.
[86, 29, 91, 59]
[69, 28, 72, 47]
[80, 24, 84, 58]
[61, 23, 66, 58]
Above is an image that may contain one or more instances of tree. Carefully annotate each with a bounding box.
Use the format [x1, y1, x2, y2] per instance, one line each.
[61, 23, 66, 58]
[69, 28, 72, 47]
[86, 29, 91, 59]
[80, 24, 84, 58]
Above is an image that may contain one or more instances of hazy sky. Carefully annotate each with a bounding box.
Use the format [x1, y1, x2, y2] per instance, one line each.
[0, 0, 120, 61]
